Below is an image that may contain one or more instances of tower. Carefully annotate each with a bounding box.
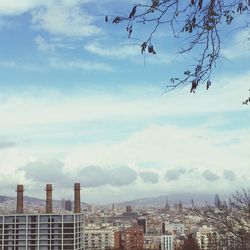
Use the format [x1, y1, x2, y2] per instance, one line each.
[16, 184, 24, 214]
[46, 184, 53, 214]
[74, 183, 81, 213]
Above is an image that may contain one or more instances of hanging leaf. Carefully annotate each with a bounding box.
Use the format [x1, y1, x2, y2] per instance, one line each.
[192, 17, 196, 27]
[128, 25, 133, 38]
[148, 45, 156, 54]
[198, 0, 203, 10]
[206, 80, 211, 90]
[190, 80, 198, 93]
[237, 3, 243, 13]
[141, 42, 147, 54]
[184, 70, 191, 75]
[113, 17, 121, 24]
[129, 6, 137, 18]
[151, 0, 159, 10]
[195, 65, 202, 76]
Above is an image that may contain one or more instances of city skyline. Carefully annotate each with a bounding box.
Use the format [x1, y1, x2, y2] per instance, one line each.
[0, 0, 249, 204]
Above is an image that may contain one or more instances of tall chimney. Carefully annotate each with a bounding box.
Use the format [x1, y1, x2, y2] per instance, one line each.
[46, 184, 53, 214]
[74, 183, 81, 213]
[16, 185, 24, 214]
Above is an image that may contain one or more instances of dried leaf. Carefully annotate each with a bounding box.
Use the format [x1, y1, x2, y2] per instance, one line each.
[198, 0, 203, 10]
[148, 45, 156, 54]
[192, 17, 196, 27]
[190, 80, 198, 93]
[195, 65, 202, 76]
[141, 42, 147, 54]
[206, 80, 211, 90]
[151, 0, 159, 10]
[129, 6, 137, 18]
[113, 17, 121, 24]
[128, 26, 133, 38]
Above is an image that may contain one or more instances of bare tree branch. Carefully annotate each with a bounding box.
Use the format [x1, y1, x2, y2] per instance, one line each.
[191, 189, 250, 249]
[108, 0, 250, 94]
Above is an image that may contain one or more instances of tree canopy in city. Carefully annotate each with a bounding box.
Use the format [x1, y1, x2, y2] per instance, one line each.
[192, 189, 250, 249]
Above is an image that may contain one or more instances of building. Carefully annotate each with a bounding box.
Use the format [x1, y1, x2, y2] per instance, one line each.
[84, 224, 119, 250]
[161, 235, 174, 250]
[65, 200, 72, 212]
[162, 222, 185, 236]
[123, 226, 144, 250]
[126, 206, 132, 213]
[196, 225, 220, 250]
[214, 194, 220, 208]
[163, 197, 170, 213]
[0, 213, 84, 250]
[114, 231, 122, 250]
[144, 235, 161, 250]
[137, 217, 147, 234]
[173, 202, 183, 215]
[178, 202, 183, 215]
[0, 183, 84, 250]
[122, 206, 138, 220]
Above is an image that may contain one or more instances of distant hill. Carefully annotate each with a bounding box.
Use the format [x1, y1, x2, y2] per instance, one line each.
[0, 195, 50, 205]
[0, 195, 88, 207]
[0, 195, 14, 203]
[1, 193, 229, 208]
[115, 193, 229, 208]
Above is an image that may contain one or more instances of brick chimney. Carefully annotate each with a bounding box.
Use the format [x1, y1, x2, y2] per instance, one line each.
[16, 185, 24, 214]
[74, 183, 81, 213]
[46, 184, 53, 214]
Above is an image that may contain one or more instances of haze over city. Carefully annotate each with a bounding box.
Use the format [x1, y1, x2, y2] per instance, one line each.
[0, 0, 249, 205]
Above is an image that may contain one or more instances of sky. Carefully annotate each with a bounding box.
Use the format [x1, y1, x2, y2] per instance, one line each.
[0, 0, 249, 204]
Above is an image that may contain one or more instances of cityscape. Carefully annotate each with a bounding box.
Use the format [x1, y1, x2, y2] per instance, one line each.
[0, 0, 249, 249]
[0, 184, 249, 249]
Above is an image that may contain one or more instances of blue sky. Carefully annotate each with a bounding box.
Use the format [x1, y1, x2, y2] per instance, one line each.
[0, 0, 249, 204]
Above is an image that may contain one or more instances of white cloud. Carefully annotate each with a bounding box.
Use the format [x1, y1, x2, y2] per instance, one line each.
[0, 0, 102, 38]
[63, 124, 250, 173]
[0, 61, 43, 71]
[0, 71, 249, 202]
[0, 71, 248, 130]
[84, 42, 177, 65]
[0, 0, 88, 16]
[85, 42, 139, 59]
[1, 121, 248, 202]
[0, 0, 45, 15]
[0, 57, 113, 72]
[0, 116, 248, 202]
[222, 30, 250, 59]
[49, 57, 113, 71]
[31, 4, 101, 38]
[35, 36, 75, 53]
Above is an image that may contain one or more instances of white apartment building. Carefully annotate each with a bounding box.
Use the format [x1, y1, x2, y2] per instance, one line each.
[161, 235, 174, 250]
[144, 235, 161, 250]
[196, 225, 220, 250]
[163, 222, 185, 235]
[84, 224, 118, 250]
[0, 213, 84, 250]
[0, 183, 84, 250]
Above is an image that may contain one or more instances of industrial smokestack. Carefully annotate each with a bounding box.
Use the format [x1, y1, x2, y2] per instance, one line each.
[16, 185, 24, 214]
[74, 183, 81, 213]
[46, 184, 53, 214]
